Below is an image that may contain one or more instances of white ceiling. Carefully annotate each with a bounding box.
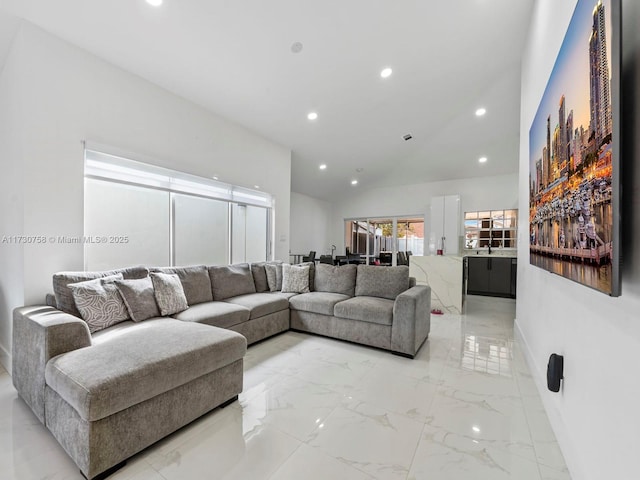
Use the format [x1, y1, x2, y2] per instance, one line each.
[0, 0, 533, 201]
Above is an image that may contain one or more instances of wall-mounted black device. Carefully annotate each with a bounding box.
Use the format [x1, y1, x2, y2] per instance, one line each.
[547, 353, 564, 392]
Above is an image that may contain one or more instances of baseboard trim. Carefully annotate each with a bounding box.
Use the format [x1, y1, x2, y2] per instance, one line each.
[0, 343, 11, 375]
[514, 319, 586, 480]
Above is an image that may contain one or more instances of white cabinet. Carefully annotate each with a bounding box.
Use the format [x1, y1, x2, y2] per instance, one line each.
[430, 194, 460, 255]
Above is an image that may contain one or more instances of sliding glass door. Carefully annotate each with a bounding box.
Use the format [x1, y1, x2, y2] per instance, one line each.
[344, 216, 424, 265]
[231, 203, 269, 264]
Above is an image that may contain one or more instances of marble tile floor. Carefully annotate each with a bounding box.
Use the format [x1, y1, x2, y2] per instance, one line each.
[0, 296, 571, 480]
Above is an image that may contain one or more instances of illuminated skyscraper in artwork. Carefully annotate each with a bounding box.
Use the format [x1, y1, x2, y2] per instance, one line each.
[558, 95, 567, 166]
[589, 0, 612, 146]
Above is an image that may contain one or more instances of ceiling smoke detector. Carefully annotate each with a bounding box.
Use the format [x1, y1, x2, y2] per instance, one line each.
[291, 42, 303, 54]
[403, 134, 413, 141]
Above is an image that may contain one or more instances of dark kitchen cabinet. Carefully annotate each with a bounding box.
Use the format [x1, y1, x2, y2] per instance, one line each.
[465, 256, 517, 298]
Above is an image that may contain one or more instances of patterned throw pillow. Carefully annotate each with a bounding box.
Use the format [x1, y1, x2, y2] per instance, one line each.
[281, 264, 310, 294]
[68, 274, 129, 333]
[150, 272, 189, 316]
[265, 263, 283, 292]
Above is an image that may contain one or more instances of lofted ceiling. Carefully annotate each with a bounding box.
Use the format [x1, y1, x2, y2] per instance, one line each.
[0, 0, 533, 201]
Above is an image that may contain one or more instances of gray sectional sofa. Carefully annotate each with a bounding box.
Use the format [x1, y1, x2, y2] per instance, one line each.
[290, 264, 431, 357]
[12, 261, 431, 479]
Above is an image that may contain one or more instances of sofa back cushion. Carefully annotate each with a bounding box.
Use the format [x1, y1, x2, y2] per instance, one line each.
[355, 265, 410, 300]
[209, 263, 256, 300]
[150, 265, 212, 305]
[314, 264, 357, 297]
[53, 266, 149, 317]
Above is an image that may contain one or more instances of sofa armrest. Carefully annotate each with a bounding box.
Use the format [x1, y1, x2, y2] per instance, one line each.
[391, 285, 431, 357]
[12, 306, 91, 424]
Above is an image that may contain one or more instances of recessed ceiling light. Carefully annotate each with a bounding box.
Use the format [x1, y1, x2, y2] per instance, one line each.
[380, 67, 393, 78]
[254, 185, 260, 189]
[319, 164, 327, 170]
[479, 156, 488, 163]
[472, 426, 481, 433]
[307, 112, 318, 120]
[351, 180, 358, 185]
[212, 175, 219, 180]
[475, 108, 487, 117]
[146, 0, 163, 6]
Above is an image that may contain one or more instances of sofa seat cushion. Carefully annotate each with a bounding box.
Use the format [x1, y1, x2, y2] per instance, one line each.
[173, 302, 250, 328]
[45, 318, 246, 422]
[223, 293, 289, 319]
[270, 291, 299, 300]
[289, 292, 351, 316]
[333, 296, 395, 325]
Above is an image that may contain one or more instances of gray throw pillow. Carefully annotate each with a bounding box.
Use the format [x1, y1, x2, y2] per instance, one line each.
[265, 263, 283, 292]
[250, 262, 270, 293]
[298, 261, 315, 291]
[281, 264, 310, 293]
[149, 265, 212, 305]
[151, 272, 189, 316]
[68, 274, 129, 333]
[114, 277, 160, 322]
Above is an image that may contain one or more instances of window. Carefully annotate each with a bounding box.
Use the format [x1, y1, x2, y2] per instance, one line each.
[464, 209, 517, 249]
[84, 148, 272, 270]
[344, 216, 424, 265]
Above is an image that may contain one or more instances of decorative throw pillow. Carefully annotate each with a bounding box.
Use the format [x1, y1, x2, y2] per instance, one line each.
[250, 262, 270, 293]
[150, 272, 189, 316]
[68, 274, 129, 333]
[281, 264, 310, 294]
[298, 261, 315, 291]
[264, 263, 283, 292]
[149, 265, 212, 305]
[114, 277, 160, 322]
[53, 266, 149, 317]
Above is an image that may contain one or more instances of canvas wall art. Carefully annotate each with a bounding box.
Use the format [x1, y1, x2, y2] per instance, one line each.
[529, 0, 620, 295]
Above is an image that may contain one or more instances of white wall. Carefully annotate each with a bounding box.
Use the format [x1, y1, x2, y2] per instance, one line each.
[289, 192, 334, 258]
[517, 1, 640, 479]
[329, 173, 518, 254]
[0, 29, 25, 370]
[0, 23, 292, 371]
